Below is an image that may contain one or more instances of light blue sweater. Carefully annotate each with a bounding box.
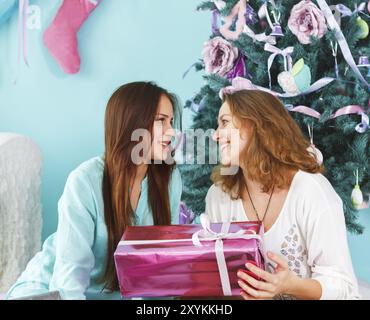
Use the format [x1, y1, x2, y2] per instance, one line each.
[6, 156, 182, 300]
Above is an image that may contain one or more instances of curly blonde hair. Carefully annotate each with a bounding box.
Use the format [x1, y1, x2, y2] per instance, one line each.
[211, 90, 324, 198]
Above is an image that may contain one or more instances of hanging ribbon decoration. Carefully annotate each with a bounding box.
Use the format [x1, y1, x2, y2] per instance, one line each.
[254, 76, 335, 98]
[14, 0, 29, 84]
[308, 124, 315, 144]
[220, 73, 335, 99]
[329, 105, 370, 133]
[330, 41, 339, 79]
[306, 123, 324, 165]
[18, 0, 29, 67]
[258, 1, 274, 30]
[285, 104, 369, 133]
[243, 24, 277, 44]
[258, 0, 281, 30]
[285, 104, 321, 119]
[211, 9, 220, 35]
[264, 43, 294, 89]
[336, 2, 369, 18]
[212, 0, 226, 11]
[316, 0, 370, 90]
[242, 0, 278, 44]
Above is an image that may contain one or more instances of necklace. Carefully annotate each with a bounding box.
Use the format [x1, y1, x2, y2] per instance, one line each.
[245, 182, 275, 223]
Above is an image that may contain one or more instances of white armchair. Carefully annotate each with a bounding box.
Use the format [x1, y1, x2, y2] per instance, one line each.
[0, 133, 42, 293]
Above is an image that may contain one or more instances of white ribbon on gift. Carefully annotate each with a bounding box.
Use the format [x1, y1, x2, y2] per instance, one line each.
[264, 43, 294, 89]
[118, 213, 262, 296]
[192, 214, 262, 295]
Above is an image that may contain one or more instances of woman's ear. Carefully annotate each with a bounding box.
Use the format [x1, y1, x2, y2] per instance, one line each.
[238, 118, 253, 141]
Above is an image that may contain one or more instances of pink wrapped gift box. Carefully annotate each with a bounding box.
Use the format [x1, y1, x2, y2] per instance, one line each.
[114, 217, 265, 298]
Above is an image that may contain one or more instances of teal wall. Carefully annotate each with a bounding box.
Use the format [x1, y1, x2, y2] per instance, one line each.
[347, 212, 370, 283]
[0, 0, 207, 239]
[0, 0, 369, 283]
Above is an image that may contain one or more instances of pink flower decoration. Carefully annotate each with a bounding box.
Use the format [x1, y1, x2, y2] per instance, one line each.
[202, 36, 239, 76]
[288, 0, 327, 44]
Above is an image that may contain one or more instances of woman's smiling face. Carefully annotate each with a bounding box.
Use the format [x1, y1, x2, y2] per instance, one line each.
[151, 94, 175, 162]
[212, 101, 251, 167]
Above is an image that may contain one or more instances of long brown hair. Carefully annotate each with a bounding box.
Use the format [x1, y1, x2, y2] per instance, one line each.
[102, 82, 180, 290]
[212, 90, 324, 198]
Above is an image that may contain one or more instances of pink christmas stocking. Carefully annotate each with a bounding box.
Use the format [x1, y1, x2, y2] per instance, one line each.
[43, 0, 101, 74]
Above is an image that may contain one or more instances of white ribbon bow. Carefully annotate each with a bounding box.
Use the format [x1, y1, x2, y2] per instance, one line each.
[264, 43, 294, 89]
[243, 25, 277, 45]
[192, 214, 261, 295]
[336, 2, 367, 17]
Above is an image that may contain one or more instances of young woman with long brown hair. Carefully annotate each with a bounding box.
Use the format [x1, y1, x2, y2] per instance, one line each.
[205, 81, 360, 300]
[6, 81, 182, 300]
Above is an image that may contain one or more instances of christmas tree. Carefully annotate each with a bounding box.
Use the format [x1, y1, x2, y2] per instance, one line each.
[180, 0, 370, 233]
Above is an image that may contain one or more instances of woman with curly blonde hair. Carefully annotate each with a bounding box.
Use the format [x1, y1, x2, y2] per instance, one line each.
[205, 81, 359, 300]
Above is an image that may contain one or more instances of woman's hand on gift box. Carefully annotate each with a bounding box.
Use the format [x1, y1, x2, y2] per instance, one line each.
[237, 251, 297, 300]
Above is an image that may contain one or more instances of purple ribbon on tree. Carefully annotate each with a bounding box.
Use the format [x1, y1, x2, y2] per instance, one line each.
[189, 95, 207, 113]
[212, 9, 220, 35]
[179, 202, 196, 224]
[245, 4, 258, 25]
[285, 104, 321, 119]
[286, 104, 369, 133]
[226, 53, 249, 80]
[329, 105, 370, 133]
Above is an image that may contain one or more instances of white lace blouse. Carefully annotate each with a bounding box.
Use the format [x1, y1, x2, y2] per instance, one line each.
[205, 170, 360, 300]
